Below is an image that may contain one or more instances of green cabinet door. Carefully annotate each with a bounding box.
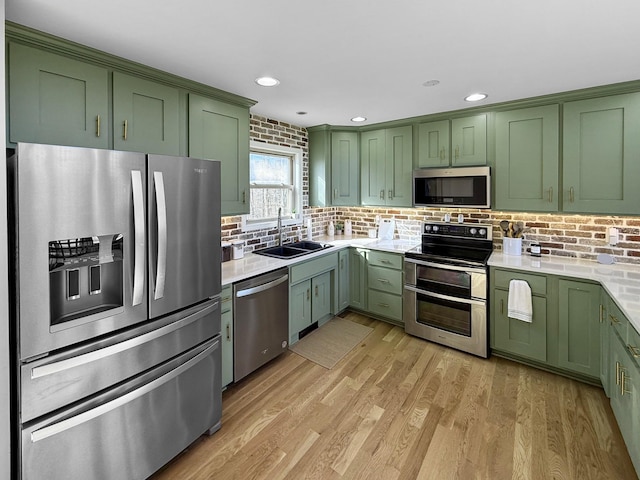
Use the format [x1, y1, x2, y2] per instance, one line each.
[610, 331, 635, 457]
[493, 289, 548, 362]
[311, 272, 332, 323]
[557, 280, 601, 378]
[331, 132, 359, 206]
[494, 105, 559, 212]
[360, 129, 386, 205]
[8, 42, 109, 148]
[290, 280, 312, 345]
[349, 248, 367, 310]
[385, 125, 413, 207]
[600, 292, 611, 397]
[189, 94, 250, 215]
[112, 72, 181, 155]
[417, 120, 449, 168]
[451, 114, 487, 166]
[563, 93, 640, 214]
[338, 249, 349, 312]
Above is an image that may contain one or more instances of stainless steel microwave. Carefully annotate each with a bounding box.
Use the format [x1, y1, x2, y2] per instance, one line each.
[413, 166, 491, 208]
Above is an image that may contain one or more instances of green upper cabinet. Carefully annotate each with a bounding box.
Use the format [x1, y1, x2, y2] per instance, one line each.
[494, 105, 559, 212]
[331, 132, 359, 206]
[8, 42, 109, 148]
[417, 120, 449, 167]
[189, 94, 250, 215]
[112, 72, 181, 155]
[418, 115, 486, 167]
[557, 279, 601, 379]
[361, 125, 412, 206]
[563, 93, 640, 215]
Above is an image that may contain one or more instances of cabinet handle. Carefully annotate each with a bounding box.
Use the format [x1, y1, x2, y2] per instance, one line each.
[377, 302, 390, 308]
[122, 120, 128, 140]
[599, 304, 604, 323]
[242, 190, 246, 204]
[616, 361, 621, 385]
[621, 370, 631, 396]
[628, 344, 640, 358]
[381, 259, 392, 264]
[380, 190, 385, 199]
[95, 115, 101, 138]
[377, 278, 390, 284]
[548, 186, 553, 203]
[454, 145, 460, 161]
[315, 285, 318, 296]
[333, 188, 337, 199]
[569, 186, 575, 203]
[440, 147, 445, 161]
[226, 323, 230, 341]
[306, 288, 310, 300]
[610, 314, 620, 325]
[388, 190, 393, 200]
[500, 299, 504, 315]
[340, 258, 344, 268]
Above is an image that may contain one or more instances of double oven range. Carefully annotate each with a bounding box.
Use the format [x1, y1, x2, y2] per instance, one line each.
[403, 221, 493, 358]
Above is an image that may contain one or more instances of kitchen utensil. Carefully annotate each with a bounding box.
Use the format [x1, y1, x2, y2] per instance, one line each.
[508, 222, 515, 238]
[500, 220, 509, 235]
[377, 218, 395, 240]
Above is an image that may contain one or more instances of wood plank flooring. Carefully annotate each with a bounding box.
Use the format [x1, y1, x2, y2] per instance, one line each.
[152, 312, 637, 480]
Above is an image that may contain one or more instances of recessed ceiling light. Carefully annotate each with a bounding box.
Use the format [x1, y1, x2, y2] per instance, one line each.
[465, 93, 488, 102]
[255, 76, 280, 87]
[351, 116, 367, 122]
[422, 80, 440, 87]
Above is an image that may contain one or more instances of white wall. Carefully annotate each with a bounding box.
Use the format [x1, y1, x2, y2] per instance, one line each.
[1, 2, 11, 479]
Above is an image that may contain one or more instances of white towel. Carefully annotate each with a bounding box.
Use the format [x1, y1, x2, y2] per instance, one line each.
[507, 279, 533, 322]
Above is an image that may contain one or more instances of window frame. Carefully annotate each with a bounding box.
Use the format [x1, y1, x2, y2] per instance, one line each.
[241, 141, 303, 232]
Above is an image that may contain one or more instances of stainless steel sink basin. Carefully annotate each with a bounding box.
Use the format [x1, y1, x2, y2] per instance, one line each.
[254, 241, 332, 259]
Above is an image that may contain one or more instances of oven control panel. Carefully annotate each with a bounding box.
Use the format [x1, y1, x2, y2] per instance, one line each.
[422, 222, 492, 240]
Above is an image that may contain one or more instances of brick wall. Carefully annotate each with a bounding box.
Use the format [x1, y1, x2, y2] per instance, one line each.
[221, 115, 640, 264]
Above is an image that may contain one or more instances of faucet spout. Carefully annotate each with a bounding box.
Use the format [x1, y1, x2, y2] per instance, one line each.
[277, 207, 283, 246]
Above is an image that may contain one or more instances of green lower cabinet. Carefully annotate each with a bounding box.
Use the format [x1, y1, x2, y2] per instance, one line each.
[189, 94, 250, 216]
[8, 42, 109, 148]
[349, 248, 367, 310]
[557, 280, 601, 379]
[221, 285, 233, 388]
[337, 250, 349, 312]
[600, 291, 611, 397]
[311, 272, 332, 323]
[290, 280, 312, 345]
[492, 289, 547, 362]
[112, 72, 181, 155]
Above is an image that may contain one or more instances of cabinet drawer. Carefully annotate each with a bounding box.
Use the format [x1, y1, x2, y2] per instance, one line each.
[367, 290, 402, 322]
[494, 269, 547, 296]
[626, 323, 640, 368]
[367, 265, 403, 295]
[608, 300, 628, 341]
[221, 285, 232, 314]
[368, 250, 402, 270]
[289, 252, 338, 284]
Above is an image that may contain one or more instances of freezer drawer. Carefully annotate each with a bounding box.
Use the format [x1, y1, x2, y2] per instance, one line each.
[21, 298, 220, 423]
[21, 336, 221, 480]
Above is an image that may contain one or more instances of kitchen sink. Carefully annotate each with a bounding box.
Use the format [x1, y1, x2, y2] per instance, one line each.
[254, 241, 332, 259]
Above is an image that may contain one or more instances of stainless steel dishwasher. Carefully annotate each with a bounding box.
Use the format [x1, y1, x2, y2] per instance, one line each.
[233, 268, 289, 381]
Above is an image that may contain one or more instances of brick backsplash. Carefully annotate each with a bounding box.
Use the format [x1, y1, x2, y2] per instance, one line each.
[223, 115, 640, 264]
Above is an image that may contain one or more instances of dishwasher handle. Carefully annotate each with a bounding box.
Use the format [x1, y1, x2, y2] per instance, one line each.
[235, 273, 289, 298]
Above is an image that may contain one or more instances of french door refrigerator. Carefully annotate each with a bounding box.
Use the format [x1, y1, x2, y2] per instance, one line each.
[8, 142, 222, 480]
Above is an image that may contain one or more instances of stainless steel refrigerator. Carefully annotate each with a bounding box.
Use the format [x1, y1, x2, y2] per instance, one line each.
[8, 143, 222, 480]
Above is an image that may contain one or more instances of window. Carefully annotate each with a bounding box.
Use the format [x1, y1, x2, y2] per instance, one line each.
[242, 141, 303, 231]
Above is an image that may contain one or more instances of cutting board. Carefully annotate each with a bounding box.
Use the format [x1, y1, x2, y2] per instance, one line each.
[377, 218, 395, 240]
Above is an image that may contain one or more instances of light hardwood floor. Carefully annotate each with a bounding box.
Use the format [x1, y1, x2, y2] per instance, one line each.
[152, 312, 637, 480]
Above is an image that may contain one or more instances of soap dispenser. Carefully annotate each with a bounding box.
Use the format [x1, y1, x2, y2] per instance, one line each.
[328, 221, 335, 237]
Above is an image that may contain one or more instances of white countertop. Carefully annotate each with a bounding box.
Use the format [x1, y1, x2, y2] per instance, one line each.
[489, 252, 640, 333]
[221, 235, 419, 285]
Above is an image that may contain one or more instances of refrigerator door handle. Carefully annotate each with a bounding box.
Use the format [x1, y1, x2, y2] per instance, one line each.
[153, 171, 167, 300]
[131, 171, 145, 306]
[30, 338, 220, 443]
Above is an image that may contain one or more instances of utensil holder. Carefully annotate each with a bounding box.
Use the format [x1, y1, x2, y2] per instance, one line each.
[503, 237, 522, 256]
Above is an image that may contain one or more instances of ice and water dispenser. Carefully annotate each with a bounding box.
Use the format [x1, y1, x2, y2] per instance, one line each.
[49, 234, 124, 328]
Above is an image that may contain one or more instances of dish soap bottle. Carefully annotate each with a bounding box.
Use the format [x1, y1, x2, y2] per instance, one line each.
[328, 221, 335, 237]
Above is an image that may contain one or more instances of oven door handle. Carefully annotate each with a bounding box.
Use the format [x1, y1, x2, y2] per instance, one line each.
[404, 285, 486, 306]
[404, 257, 486, 275]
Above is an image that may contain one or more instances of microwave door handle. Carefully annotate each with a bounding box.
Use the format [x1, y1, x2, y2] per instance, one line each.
[404, 257, 486, 275]
[131, 171, 145, 306]
[153, 171, 167, 300]
[403, 285, 485, 306]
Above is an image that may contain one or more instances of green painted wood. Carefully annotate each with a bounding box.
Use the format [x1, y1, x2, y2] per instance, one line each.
[563, 93, 640, 214]
[493, 269, 547, 296]
[368, 250, 403, 270]
[349, 248, 367, 310]
[311, 271, 332, 323]
[308, 127, 331, 207]
[557, 280, 601, 378]
[289, 252, 337, 285]
[494, 105, 559, 212]
[360, 129, 386, 205]
[8, 42, 109, 148]
[331, 131, 359, 206]
[600, 290, 611, 397]
[367, 265, 403, 295]
[367, 290, 403, 322]
[112, 72, 180, 155]
[188, 94, 250, 216]
[417, 120, 449, 167]
[289, 280, 311, 345]
[451, 114, 487, 166]
[493, 288, 548, 362]
[609, 330, 636, 465]
[385, 125, 413, 207]
[338, 249, 349, 312]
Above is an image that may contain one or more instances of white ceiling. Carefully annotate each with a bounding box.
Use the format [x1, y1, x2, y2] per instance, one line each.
[6, 1, 640, 128]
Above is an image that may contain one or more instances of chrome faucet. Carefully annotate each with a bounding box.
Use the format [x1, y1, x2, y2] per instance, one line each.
[277, 207, 283, 246]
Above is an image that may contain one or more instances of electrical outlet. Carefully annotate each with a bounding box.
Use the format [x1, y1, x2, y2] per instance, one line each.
[607, 227, 619, 246]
